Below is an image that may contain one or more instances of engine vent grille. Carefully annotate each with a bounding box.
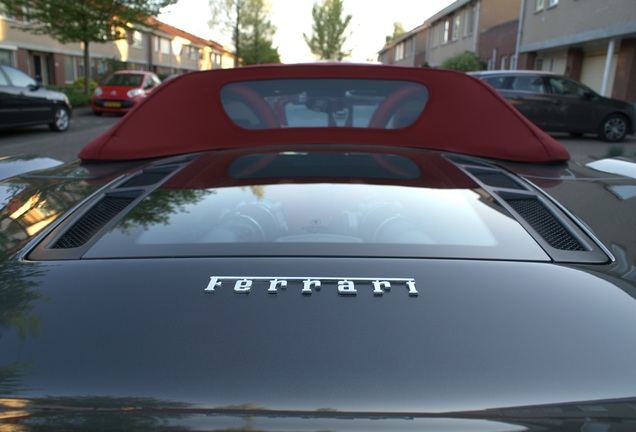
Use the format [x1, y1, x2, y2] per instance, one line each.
[51, 194, 137, 249]
[465, 167, 525, 190]
[117, 166, 178, 188]
[472, 171, 523, 190]
[506, 198, 585, 251]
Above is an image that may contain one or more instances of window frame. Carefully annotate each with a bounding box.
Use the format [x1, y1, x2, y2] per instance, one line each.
[129, 30, 144, 49]
[443, 19, 451, 44]
[452, 15, 460, 41]
[463, 7, 474, 37]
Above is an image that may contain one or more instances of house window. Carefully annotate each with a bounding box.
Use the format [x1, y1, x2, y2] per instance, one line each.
[443, 19, 451, 44]
[187, 46, 200, 60]
[0, 4, 13, 18]
[403, 38, 413, 59]
[463, 7, 474, 36]
[548, 0, 558, 7]
[535, 0, 545, 11]
[395, 42, 404, 61]
[160, 38, 170, 55]
[154, 37, 171, 54]
[90, 59, 108, 81]
[452, 15, 460, 41]
[0, 3, 30, 21]
[0, 49, 13, 65]
[63, 56, 76, 83]
[21, 3, 31, 21]
[129, 31, 144, 49]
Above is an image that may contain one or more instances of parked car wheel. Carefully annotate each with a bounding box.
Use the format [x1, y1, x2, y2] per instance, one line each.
[599, 114, 629, 142]
[49, 106, 70, 132]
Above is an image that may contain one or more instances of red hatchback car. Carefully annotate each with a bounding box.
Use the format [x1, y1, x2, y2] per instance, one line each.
[91, 70, 162, 115]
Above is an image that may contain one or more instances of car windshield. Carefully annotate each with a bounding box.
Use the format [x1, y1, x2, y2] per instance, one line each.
[104, 73, 144, 87]
[2, 65, 37, 87]
[81, 151, 548, 261]
[220, 79, 428, 129]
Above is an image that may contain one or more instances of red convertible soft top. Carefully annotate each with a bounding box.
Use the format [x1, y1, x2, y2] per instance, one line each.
[79, 63, 569, 162]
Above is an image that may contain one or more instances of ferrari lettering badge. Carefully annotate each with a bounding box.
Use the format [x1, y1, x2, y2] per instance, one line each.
[204, 276, 418, 297]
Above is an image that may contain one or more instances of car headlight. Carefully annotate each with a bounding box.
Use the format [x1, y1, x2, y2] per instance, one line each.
[127, 88, 144, 98]
[93, 87, 102, 97]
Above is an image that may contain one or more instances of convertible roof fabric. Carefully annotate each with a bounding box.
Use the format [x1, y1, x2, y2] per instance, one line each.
[78, 63, 570, 163]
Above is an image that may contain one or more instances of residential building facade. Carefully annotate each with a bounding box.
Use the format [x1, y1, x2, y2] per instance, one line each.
[0, 8, 234, 86]
[478, 19, 519, 70]
[378, 23, 429, 67]
[378, 0, 636, 103]
[425, 0, 521, 68]
[517, 0, 636, 100]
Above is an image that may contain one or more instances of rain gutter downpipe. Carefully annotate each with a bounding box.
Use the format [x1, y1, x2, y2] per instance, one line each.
[601, 38, 617, 97]
[514, 0, 526, 70]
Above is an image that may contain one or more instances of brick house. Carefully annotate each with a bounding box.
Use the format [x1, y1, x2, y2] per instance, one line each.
[0, 7, 234, 86]
[517, 0, 636, 100]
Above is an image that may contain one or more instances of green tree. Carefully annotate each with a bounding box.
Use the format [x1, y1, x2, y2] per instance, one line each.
[239, 0, 280, 65]
[209, 0, 245, 67]
[303, 0, 352, 61]
[385, 21, 405, 44]
[0, 0, 176, 95]
[210, 0, 279, 66]
[440, 50, 486, 72]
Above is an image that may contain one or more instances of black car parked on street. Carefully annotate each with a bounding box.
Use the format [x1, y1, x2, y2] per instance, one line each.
[469, 70, 635, 142]
[0, 64, 72, 132]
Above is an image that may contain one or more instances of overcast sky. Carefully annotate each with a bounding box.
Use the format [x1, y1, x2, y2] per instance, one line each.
[159, 0, 455, 63]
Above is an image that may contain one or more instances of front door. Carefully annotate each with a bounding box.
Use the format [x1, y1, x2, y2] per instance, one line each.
[33, 54, 50, 85]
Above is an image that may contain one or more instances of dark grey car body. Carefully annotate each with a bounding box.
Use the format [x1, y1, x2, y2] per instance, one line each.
[470, 70, 635, 142]
[0, 64, 72, 132]
[2, 65, 636, 431]
[2, 148, 636, 431]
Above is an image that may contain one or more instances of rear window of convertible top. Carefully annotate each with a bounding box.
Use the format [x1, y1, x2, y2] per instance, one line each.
[220, 79, 428, 130]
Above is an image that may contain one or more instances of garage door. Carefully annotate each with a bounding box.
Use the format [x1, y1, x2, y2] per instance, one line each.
[580, 53, 617, 95]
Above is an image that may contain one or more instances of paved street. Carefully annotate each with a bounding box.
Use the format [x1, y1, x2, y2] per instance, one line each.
[0, 107, 121, 162]
[0, 107, 635, 164]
